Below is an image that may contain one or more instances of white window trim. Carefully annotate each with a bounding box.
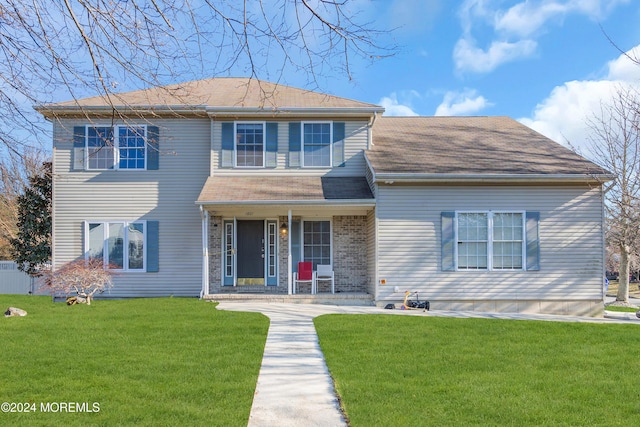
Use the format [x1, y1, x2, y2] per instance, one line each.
[223, 220, 234, 279]
[266, 221, 278, 279]
[84, 220, 148, 272]
[234, 121, 266, 168]
[301, 218, 333, 267]
[455, 211, 526, 271]
[301, 121, 333, 168]
[85, 124, 148, 171]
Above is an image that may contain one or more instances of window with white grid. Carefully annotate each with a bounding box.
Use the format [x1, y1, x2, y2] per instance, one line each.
[86, 125, 147, 170]
[303, 122, 331, 167]
[456, 212, 525, 271]
[236, 123, 264, 167]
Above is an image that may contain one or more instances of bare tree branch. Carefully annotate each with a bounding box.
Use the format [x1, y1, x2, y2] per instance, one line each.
[0, 0, 395, 155]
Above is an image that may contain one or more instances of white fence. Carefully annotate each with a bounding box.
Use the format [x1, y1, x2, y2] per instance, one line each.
[0, 261, 33, 294]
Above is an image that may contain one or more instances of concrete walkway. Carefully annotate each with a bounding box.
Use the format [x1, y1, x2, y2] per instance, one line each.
[216, 302, 639, 426]
[218, 303, 351, 426]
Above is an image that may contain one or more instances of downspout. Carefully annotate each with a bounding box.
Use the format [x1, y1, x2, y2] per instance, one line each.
[367, 111, 378, 149]
[199, 205, 210, 298]
[287, 209, 292, 295]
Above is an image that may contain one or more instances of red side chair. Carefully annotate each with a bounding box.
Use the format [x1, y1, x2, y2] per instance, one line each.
[294, 261, 315, 294]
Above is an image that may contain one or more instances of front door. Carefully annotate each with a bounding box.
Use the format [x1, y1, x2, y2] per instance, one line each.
[236, 220, 265, 285]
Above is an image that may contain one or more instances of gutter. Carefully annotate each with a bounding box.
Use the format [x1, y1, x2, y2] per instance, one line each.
[207, 106, 385, 115]
[35, 105, 385, 118]
[371, 172, 616, 185]
[35, 105, 209, 117]
[195, 199, 376, 206]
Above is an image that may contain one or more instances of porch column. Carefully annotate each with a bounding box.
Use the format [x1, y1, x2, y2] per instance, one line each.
[287, 209, 292, 295]
[199, 206, 210, 298]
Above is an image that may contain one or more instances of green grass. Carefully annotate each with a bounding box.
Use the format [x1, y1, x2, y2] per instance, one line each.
[315, 315, 640, 427]
[0, 296, 269, 426]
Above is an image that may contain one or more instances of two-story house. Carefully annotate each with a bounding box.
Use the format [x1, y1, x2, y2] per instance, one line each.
[38, 78, 612, 316]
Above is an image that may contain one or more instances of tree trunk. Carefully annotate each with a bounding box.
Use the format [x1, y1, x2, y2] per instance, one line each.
[617, 244, 630, 303]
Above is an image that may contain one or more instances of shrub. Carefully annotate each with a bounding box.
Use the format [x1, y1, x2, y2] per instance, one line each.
[39, 258, 114, 304]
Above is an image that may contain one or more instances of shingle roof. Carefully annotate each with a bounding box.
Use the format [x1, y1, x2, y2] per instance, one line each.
[197, 176, 374, 203]
[43, 78, 381, 111]
[368, 116, 609, 177]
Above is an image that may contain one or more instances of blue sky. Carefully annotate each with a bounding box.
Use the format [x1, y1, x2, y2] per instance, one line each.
[298, 0, 640, 152]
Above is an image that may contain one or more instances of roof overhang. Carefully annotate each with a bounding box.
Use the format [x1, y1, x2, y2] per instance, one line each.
[35, 105, 385, 119]
[197, 199, 376, 206]
[371, 172, 615, 185]
[198, 200, 376, 218]
[206, 107, 384, 119]
[34, 104, 210, 119]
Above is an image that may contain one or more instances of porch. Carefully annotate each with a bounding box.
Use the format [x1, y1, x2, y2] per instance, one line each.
[196, 175, 376, 297]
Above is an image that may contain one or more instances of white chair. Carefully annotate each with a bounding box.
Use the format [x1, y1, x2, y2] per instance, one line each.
[314, 264, 334, 294]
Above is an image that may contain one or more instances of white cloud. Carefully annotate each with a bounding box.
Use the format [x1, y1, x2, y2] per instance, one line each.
[435, 89, 492, 116]
[379, 93, 419, 116]
[454, 37, 537, 74]
[455, 0, 629, 74]
[607, 48, 640, 81]
[519, 44, 640, 152]
[494, 2, 569, 37]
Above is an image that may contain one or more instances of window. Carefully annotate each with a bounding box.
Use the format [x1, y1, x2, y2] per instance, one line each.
[86, 125, 147, 170]
[225, 221, 234, 279]
[86, 221, 146, 271]
[492, 213, 524, 269]
[302, 122, 332, 167]
[268, 222, 277, 278]
[236, 123, 264, 167]
[118, 127, 146, 169]
[303, 220, 331, 269]
[456, 212, 524, 271]
[457, 213, 488, 270]
[87, 127, 115, 170]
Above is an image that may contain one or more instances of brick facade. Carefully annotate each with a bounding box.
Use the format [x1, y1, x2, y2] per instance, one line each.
[332, 216, 369, 293]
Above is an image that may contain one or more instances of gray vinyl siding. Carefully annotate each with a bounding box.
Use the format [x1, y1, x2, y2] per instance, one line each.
[211, 120, 369, 177]
[375, 185, 605, 304]
[365, 163, 376, 198]
[52, 118, 210, 297]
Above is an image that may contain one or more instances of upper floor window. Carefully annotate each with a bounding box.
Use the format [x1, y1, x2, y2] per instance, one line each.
[86, 125, 147, 170]
[302, 122, 332, 167]
[236, 122, 264, 167]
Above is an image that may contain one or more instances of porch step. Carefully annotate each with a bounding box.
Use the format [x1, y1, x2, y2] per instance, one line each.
[204, 292, 375, 306]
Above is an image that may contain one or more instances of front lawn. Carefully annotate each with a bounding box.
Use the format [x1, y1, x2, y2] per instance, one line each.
[0, 296, 269, 426]
[315, 315, 640, 426]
